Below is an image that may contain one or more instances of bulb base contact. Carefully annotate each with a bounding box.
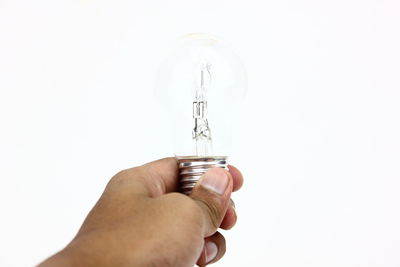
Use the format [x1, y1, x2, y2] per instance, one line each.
[177, 156, 228, 195]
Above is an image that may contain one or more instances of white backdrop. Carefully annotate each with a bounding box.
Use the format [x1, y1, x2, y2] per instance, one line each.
[1, 0, 400, 266]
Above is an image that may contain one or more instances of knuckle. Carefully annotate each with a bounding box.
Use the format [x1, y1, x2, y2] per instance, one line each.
[196, 199, 221, 231]
[166, 193, 203, 219]
[110, 167, 140, 183]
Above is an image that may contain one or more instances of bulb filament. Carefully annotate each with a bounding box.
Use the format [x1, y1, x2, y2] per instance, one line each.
[192, 62, 213, 156]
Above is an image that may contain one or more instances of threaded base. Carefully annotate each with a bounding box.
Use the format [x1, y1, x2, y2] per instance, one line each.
[177, 156, 228, 195]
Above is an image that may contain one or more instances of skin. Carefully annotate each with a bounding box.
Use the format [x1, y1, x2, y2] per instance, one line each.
[39, 158, 243, 267]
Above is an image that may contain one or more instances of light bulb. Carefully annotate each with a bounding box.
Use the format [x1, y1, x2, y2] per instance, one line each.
[156, 33, 247, 194]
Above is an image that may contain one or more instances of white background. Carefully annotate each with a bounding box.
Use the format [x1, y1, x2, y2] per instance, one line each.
[1, 0, 400, 266]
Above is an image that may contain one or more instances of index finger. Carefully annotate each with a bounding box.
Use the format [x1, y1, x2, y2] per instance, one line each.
[228, 165, 244, 192]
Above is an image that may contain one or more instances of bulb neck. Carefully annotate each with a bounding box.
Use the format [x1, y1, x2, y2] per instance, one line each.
[177, 156, 228, 195]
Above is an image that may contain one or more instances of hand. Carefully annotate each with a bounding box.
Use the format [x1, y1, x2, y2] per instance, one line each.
[39, 158, 243, 267]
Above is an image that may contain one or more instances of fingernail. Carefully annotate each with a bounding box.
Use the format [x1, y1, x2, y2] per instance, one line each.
[205, 241, 218, 264]
[201, 169, 229, 195]
[230, 199, 236, 210]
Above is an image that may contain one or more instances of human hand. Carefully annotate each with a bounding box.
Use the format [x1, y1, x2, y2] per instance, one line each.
[39, 157, 243, 267]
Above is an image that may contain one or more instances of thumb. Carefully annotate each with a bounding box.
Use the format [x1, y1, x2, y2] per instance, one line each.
[190, 168, 233, 237]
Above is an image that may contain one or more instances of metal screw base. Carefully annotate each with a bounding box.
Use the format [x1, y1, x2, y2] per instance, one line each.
[177, 156, 228, 195]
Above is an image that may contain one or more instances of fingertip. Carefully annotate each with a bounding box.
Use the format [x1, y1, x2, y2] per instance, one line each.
[227, 165, 243, 192]
[205, 241, 218, 265]
[220, 202, 237, 230]
[196, 232, 226, 266]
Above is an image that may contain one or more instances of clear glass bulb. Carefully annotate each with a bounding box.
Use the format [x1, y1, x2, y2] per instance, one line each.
[155, 33, 247, 193]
